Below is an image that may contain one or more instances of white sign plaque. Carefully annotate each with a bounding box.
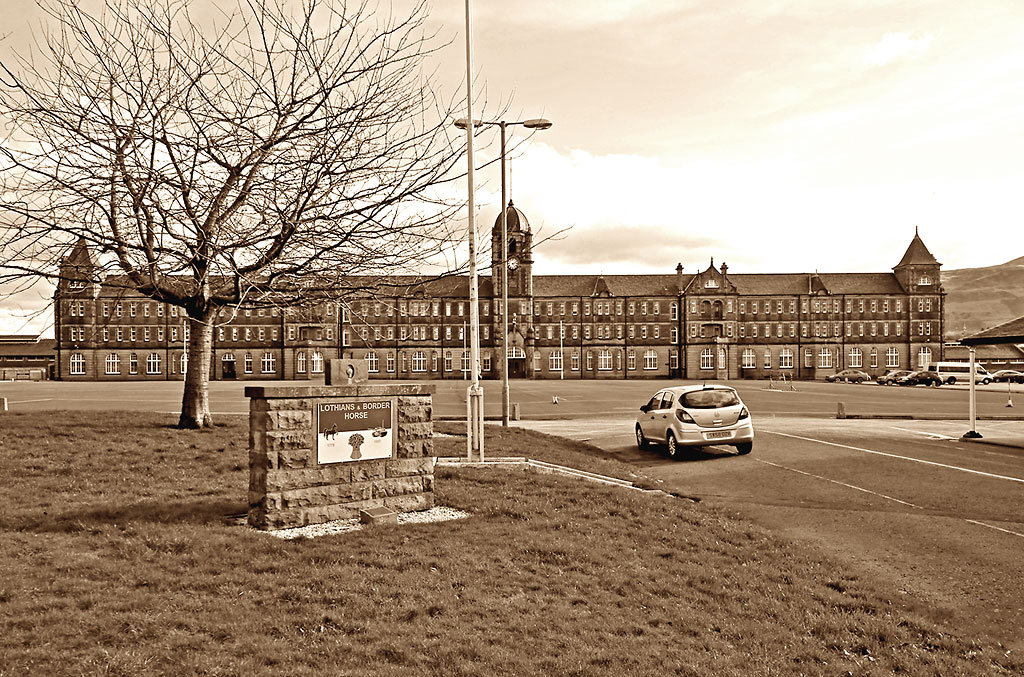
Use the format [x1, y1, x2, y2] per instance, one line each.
[315, 399, 396, 464]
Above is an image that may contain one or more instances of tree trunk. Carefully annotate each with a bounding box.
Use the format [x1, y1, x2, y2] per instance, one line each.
[179, 311, 215, 428]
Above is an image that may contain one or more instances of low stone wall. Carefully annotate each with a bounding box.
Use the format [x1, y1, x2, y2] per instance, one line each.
[246, 384, 435, 530]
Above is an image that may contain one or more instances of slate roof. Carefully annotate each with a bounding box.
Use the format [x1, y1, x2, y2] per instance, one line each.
[0, 338, 56, 357]
[961, 316, 1024, 345]
[533, 274, 683, 297]
[894, 230, 940, 268]
[944, 343, 1024, 360]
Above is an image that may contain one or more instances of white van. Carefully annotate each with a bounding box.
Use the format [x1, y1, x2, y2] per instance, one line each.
[927, 362, 992, 385]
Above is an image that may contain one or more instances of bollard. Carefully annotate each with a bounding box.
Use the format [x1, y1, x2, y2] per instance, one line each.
[512, 402, 520, 421]
[837, 401, 846, 419]
[0, 397, 7, 412]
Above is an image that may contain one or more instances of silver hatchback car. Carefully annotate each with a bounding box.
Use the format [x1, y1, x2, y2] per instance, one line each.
[635, 385, 754, 459]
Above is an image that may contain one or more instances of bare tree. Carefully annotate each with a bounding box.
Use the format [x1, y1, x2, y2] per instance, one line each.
[0, 0, 468, 427]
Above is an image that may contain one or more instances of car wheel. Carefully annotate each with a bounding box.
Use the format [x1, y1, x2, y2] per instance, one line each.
[854, 377, 863, 384]
[981, 378, 991, 385]
[666, 431, 679, 459]
[930, 380, 940, 387]
[735, 442, 752, 455]
[635, 425, 649, 449]
[947, 376, 957, 385]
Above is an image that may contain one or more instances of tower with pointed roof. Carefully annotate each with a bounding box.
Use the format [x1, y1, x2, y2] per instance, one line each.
[893, 228, 944, 369]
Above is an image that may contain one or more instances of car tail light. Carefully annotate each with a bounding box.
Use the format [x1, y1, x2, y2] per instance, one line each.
[675, 409, 695, 424]
[738, 407, 749, 420]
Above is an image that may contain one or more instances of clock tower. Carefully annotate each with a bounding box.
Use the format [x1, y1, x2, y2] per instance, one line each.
[491, 200, 533, 298]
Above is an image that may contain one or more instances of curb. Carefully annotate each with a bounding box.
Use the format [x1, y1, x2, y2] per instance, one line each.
[434, 456, 676, 495]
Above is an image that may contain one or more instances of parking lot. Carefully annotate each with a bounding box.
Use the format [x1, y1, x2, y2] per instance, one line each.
[3, 377, 1023, 650]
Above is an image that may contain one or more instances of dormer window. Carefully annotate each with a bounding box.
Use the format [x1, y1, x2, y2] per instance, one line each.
[68, 280, 86, 291]
[704, 279, 719, 289]
[918, 275, 931, 286]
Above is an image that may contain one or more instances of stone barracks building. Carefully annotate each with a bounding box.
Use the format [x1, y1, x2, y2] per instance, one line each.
[53, 204, 944, 382]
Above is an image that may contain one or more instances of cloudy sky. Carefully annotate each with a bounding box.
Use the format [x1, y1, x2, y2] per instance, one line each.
[2, 0, 1024, 335]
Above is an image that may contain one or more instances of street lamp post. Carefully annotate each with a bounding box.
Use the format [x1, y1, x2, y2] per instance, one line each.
[461, 0, 483, 461]
[455, 116, 552, 427]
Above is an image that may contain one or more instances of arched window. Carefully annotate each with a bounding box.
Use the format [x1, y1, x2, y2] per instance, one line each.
[296, 351, 307, 373]
[917, 347, 932, 369]
[105, 353, 121, 375]
[69, 353, 86, 375]
[310, 351, 324, 373]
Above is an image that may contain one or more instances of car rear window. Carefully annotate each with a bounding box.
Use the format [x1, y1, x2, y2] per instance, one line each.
[682, 389, 741, 409]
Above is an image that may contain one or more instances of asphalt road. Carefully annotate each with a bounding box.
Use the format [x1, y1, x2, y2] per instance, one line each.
[515, 413, 1024, 652]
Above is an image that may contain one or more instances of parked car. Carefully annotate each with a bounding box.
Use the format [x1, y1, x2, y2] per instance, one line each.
[825, 369, 871, 384]
[897, 370, 943, 387]
[992, 369, 1024, 384]
[636, 385, 754, 459]
[877, 369, 913, 386]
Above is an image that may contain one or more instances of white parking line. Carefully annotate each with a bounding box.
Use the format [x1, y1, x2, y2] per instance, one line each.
[755, 458, 923, 508]
[888, 426, 957, 441]
[7, 398, 54, 404]
[766, 431, 1024, 484]
[964, 520, 1024, 540]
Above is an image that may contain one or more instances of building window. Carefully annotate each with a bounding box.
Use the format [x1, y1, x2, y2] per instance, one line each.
[763, 349, 772, 369]
[244, 353, 253, 374]
[64, 351, 84, 374]
[261, 352, 276, 374]
[411, 351, 427, 372]
[850, 347, 863, 368]
[700, 348, 713, 370]
[598, 349, 613, 371]
[780, 348, 793, 369]
[549, 351, 563, 371]
[818, 347, 832, 368]
[105, 353, 120, 375]
[146, 353, 161, 374]
[804, 349, 813, 369]
[870, 348, 879, 369]
[366, 351, 379, 373]
[571, 351, 580, 371]
[296, 351, 307, 373]
[310, 351, 324, 373]
[742, 348, 756, 369]
[886, 347, 900, 368]
[386, 352, 396, 373]
[917, 347, 932, 370]
[461, 351, 470, 374]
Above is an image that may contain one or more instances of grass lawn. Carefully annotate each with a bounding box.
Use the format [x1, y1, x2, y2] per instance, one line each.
[0, 411, 1018, 675]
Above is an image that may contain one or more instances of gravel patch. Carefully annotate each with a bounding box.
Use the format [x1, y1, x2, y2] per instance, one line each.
[260, 506, 471, 540]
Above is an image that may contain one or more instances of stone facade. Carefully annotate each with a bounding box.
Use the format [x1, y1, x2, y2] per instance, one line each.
[246, 384, 435, 530]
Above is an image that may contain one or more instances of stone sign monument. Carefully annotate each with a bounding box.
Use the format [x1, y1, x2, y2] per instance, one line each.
[246, 368, 435, 530]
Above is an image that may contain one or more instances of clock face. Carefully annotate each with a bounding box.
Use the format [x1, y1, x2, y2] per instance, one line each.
[507, 257, 519, 271]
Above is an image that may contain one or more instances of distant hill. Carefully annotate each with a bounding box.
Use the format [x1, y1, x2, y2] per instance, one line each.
[943, 256, 1024, 340]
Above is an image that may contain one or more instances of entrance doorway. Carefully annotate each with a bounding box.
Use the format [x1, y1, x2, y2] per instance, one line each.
[221, 355, 236, 379]
[508, 358, 526, 378]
